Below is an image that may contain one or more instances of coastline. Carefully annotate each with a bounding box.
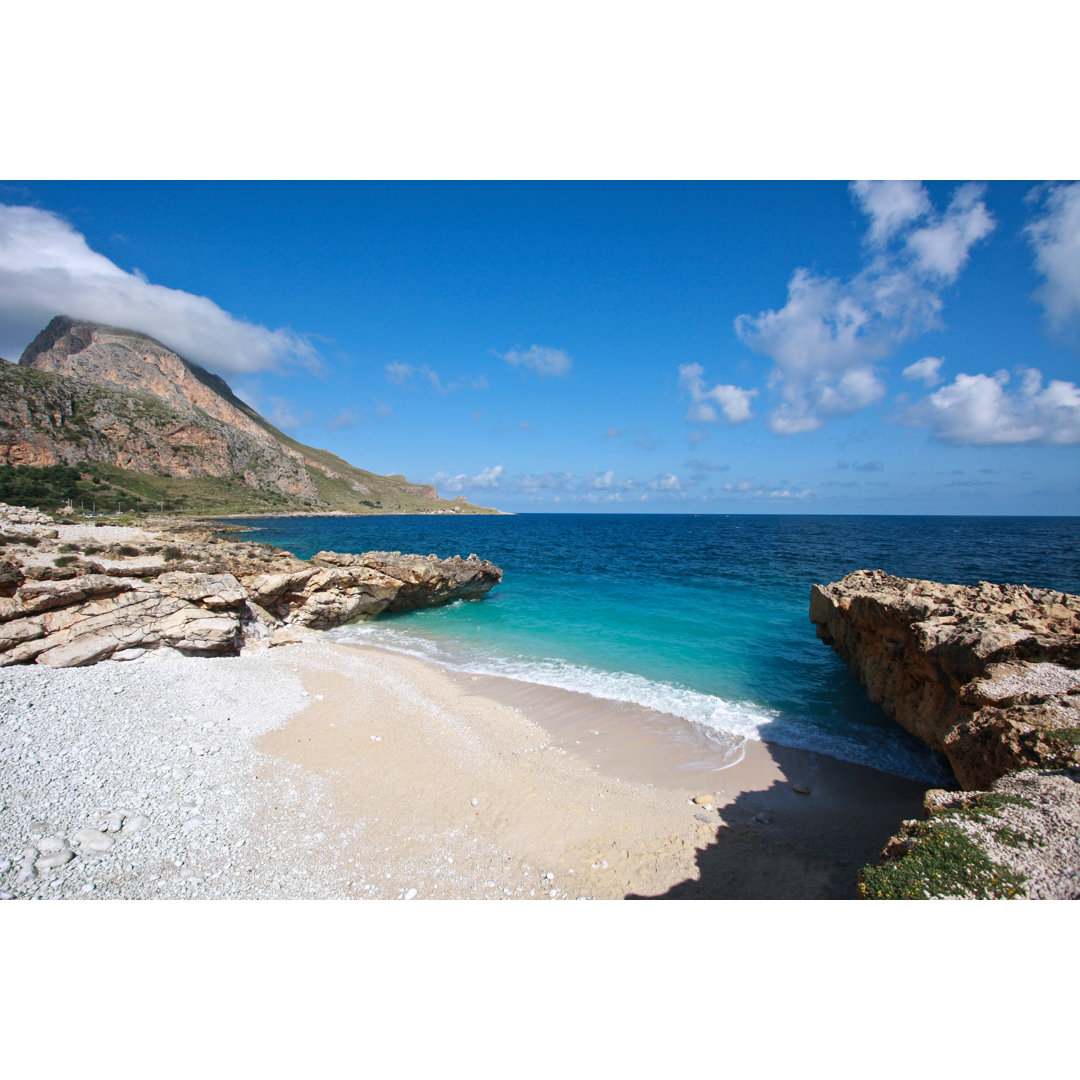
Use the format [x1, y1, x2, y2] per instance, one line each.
[1, 634, 926, 900]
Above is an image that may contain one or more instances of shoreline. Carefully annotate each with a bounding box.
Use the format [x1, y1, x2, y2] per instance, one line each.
[1, 633, 927, 900]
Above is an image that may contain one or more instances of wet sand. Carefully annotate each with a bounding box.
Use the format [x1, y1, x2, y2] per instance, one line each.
[259, 638, 928, 899]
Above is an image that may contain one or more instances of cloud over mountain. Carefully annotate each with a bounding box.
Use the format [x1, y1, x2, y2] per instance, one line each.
[0, 204, 316, 375]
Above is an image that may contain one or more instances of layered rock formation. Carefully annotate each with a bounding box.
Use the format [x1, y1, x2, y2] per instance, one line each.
[0, 504, 501, 668]
[810, 570, 1080, 789]
[811, 569, 1080, 899]
[1, 316, 497, 515]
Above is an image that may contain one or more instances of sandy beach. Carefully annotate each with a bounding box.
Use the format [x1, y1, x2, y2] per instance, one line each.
[1, 634, 926, 900]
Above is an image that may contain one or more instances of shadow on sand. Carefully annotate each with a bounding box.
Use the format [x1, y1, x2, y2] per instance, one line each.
[627, 742, 941, 900]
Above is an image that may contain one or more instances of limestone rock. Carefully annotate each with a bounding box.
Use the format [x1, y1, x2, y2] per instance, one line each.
[810, 570, 1080, 790]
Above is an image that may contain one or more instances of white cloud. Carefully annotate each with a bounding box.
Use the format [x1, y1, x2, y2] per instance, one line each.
[500, 345, 572, 377]
[1025, 181, 1080, 335]
[384, 361, 486, 393]
[736, 181, 995, 434]
[851, 180, 932, 244]
[0, 203, 316, 374]
[905, 184, 995, 281]
[470, 464, 504, 488]
[589, 470, 614, 489]
[903, 356, 945, 387]
[909, 367, 1080, 445]
[647, 474, 681, 491]
[677, 362, 757, 424]
[433, 471, 467, 493]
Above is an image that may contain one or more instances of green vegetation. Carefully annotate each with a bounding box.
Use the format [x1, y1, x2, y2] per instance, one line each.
[116, 545, 142, 558]
[0, 463, 85, 509]
[858, 821, 1027, 899]
[859, 791, 1035, 899]
[162, 546, 182, 561]
[53, 555, 77, 568]
[1046, 727, 1080, 750]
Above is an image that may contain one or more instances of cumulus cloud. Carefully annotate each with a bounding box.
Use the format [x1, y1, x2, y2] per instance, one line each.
[851, 180, 932, 244]
[902, 356, 945, 387]
[500, 345, 572, 377]
[433, 471, 467, 493]
[0, 203, 316, 374]
[470, 464, 504, 488]
[647, 474, 681, 491]
[1025, 181, 1080, 335]
[908, 367, 1080, 445]
[589, 470, 615, 489]
[736, 181, 995, 434]
[677, 362, 757, 424]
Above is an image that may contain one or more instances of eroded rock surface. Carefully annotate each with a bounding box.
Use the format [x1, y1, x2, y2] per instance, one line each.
[811, 570, 1080, 898]
[810, 570, 1080, 789]
[0, 504, 501, 667]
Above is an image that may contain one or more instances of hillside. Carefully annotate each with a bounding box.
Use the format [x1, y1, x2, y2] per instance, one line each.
[0, 316, 498, 516]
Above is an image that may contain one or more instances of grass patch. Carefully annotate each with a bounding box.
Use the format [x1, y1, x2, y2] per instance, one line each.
[58, 543, 78, 553]
[162, 546, 183, 562]
[858, 822, 1027, 899]
[53, 555, 77, 568]
[1046, 727, 1080, 749]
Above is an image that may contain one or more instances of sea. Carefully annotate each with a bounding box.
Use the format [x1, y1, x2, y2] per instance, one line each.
[218, 513, 1080, 787]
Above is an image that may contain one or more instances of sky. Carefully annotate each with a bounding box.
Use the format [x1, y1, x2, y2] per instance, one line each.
[1, 179, 1078, 515]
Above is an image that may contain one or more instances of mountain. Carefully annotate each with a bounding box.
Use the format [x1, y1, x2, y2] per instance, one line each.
[0, 316, 497, 515]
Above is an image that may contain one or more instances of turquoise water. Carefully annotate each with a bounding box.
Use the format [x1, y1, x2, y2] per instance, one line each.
[219, 513, 1080, 785]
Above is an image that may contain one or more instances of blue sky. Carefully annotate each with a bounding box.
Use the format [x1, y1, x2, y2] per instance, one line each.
[1, 180, 1078, 514]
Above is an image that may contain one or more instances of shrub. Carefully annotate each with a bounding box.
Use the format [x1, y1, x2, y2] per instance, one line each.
[53, 555, 77, 568]
[116, 545, 141, 558]
[58, 543, 78, 553]
[162, 546, 183, 562]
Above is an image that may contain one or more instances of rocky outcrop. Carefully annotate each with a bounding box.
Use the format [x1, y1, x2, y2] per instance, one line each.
[0, 505, 502, 667]
[811, 569, 1080, 899]
[810, 570, 1080, 789]
[2, 316, 499, 515]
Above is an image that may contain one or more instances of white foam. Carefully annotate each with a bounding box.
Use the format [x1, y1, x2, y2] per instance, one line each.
[329, 622, 952, 784]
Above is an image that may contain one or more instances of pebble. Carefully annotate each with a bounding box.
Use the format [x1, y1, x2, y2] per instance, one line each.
[403, 888, 418, 900]
[792, 784, 810, 795]
[35, 848, 74, 870]
[71, 828, 114, 852]
[0, 860, 11, 873]
[692, 794, 715, 807]
[471, 798, 479, 806]
[122, 815, 150, 835]
[37, 836, 66, 853]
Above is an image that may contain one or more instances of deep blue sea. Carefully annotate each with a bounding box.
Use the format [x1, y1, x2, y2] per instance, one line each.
[219, 514, 1080, 786]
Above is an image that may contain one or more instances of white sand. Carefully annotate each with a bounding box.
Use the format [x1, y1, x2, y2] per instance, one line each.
[0, 636, 927, 900]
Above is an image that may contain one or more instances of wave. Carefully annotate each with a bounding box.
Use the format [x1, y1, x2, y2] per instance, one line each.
[328, 622, 951, 784]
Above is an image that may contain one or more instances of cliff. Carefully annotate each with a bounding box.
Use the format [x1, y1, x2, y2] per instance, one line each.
[810, 569, 1080, 898]
[0, 503, 501, 668]
[2, 316, 497, 516]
